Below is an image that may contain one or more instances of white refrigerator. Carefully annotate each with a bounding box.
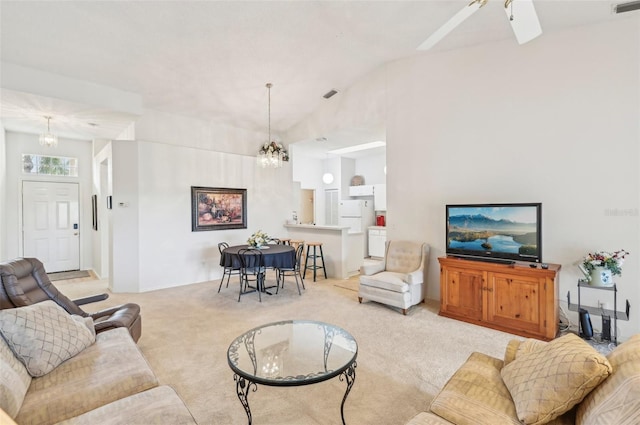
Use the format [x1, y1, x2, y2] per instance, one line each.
[339, 200, 375, 234]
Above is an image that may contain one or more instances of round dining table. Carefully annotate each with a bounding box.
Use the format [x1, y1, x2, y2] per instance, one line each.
[220, 244, 296, 270]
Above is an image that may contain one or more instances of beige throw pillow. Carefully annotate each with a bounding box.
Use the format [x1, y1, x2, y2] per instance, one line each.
[576, 334, 640, 424]
[0, 301, 95, 377]
[501, 333, 612, 425]
[0, 336, 31, 418]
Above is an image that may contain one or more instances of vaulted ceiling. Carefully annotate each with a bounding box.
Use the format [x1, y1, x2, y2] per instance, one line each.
[0, 1, 627, 144]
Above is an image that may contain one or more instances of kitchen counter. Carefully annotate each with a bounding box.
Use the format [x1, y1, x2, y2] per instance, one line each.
[283, 224, 363, 279]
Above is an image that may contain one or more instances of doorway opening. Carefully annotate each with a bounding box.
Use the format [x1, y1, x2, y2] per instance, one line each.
[299, 189, 315, 224]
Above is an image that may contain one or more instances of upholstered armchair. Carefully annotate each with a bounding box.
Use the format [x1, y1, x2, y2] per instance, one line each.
[358, 240, 429, 315]
[0, 257, 142, 342]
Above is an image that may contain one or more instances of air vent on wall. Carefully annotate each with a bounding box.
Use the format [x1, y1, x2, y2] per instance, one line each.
[614, 0, 640, 13]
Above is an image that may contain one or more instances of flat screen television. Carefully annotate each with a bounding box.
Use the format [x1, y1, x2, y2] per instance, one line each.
[446, 203, 542, 264]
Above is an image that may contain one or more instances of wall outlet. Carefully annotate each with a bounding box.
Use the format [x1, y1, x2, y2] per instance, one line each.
[598, 301, 611, 311]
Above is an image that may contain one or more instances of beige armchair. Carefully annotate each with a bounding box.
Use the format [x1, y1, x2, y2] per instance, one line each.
[358, 240, 429, 315]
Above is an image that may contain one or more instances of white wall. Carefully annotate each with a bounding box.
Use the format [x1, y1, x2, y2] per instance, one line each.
[288, 19, 640, 339]
[387, 18, 638, 324]
[88, 108, 294, 292]
[2, 131, 94, 270]
[110, 140, 140, 292]
[133, 139, 293, 292]
[354, 153, 386, 186]
[0, 123, 6, 261]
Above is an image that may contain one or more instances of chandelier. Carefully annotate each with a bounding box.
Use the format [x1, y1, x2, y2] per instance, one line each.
[39, 116, 58, 148]
[257, 83, 288, 168]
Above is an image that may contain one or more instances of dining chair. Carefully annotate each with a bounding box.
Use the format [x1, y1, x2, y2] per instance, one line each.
[277, 243, 305, 295]
[238, 248, 266, 302]
[218, 242, 241, 293]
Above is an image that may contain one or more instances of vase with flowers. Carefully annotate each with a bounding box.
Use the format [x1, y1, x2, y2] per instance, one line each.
[579, 249, 629, 287]
[247, 230, 271, 249]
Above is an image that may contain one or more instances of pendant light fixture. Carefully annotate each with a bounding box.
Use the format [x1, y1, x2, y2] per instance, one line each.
[322, 152, 334, 184]
[257, 83, 288, 168]
[39, 116, 58, 148]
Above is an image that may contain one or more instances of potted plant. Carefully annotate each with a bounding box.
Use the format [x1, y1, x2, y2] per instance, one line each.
[579, 249, 629, 287]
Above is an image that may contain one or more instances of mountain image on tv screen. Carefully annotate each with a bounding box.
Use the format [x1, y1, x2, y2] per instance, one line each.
[447, 206, 538, 256]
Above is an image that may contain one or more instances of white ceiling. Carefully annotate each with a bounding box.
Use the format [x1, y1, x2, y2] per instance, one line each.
[0, 0, 627, 152]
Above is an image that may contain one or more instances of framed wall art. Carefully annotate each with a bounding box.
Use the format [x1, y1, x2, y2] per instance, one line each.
[191, 186, 247, 231]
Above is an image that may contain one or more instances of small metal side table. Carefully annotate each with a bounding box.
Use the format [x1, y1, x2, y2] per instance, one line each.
[567, 281, 630, 345]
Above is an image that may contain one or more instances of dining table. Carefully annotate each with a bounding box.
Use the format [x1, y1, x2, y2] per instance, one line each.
[220, 244, 296, 271]
[220, 244, 296, 295]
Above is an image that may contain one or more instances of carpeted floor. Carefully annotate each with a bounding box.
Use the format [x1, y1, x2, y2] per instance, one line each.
[333, 278, 359, 292]
[47, 270, 91, 281]
[58, 274, 519, 425]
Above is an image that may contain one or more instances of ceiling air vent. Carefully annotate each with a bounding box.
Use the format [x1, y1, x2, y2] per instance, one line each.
[614, 0, 640, 13]
[323, 89, 338, 99]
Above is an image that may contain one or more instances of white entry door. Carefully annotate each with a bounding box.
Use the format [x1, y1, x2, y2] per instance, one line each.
[22, 181, 80, 272]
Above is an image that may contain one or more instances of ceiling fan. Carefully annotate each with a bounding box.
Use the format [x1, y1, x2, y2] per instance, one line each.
[417, 0, 542, 50]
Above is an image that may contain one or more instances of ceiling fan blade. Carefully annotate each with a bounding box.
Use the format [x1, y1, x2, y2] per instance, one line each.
[417, 2, 483, 50]
[505, 0, 542, 44]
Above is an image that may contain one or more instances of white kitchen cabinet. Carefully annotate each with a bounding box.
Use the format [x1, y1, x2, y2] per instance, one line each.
[349, 185, 374, 197]
[368, 228, 387, 258]
[373, 184, 386, 210]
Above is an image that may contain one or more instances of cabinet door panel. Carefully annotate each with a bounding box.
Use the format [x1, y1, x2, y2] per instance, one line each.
[486, 273, 544, 333]
[441, 268, 483, 320]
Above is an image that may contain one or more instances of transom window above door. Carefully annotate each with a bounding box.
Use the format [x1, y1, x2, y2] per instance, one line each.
[22, 154, 78, 177]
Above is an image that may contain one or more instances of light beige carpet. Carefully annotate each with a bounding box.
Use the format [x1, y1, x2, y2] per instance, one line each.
[58, 275, 519, 424]
[47, 270, 91, 281]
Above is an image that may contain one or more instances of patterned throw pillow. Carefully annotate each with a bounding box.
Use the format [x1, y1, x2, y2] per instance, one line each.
[0, 335, 31, 418]
[576, 334, 640, 424]
[501, 333, 612, 425]
[0, 301, 95, 377]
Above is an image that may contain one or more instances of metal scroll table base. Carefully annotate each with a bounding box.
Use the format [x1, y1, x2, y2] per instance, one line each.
[233, 361, 357, 425]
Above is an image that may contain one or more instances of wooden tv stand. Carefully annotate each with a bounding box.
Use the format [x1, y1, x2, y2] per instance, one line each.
[438, 256, 561, 341]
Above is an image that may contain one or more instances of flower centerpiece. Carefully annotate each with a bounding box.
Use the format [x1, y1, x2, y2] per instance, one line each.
[247, 230, 271, 248]
[579, 249, 629, 287]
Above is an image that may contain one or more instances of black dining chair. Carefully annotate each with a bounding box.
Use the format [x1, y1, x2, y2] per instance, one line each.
[218, 242, 241, 293]
[277, 243, 305, 295]
[238, 248, 266, 302]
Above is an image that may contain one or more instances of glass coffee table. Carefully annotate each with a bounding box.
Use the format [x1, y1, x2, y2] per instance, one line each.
[227, 320, 358, 424]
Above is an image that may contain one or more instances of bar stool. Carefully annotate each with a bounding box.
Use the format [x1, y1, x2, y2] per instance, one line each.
[304, 242, 327, 282]
[290, 239, 304, 251]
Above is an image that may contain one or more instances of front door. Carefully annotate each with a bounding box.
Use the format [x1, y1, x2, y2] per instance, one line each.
[22, 181, 80, 272]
